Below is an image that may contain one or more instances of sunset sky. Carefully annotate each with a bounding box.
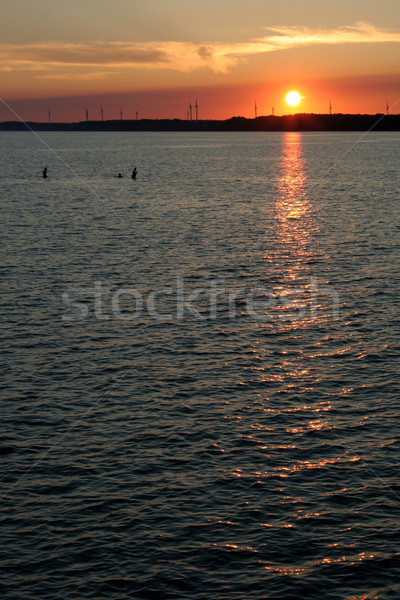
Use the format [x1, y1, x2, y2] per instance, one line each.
[1, 0, 399, 121]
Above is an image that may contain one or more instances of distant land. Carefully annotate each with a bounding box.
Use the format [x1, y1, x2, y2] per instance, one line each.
[1, 114, 399, 132]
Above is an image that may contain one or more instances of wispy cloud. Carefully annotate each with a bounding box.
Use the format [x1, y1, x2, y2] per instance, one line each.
[221, 21, 400, 55]
[35, 70, 119, 80]
[1, 22, 399, 75]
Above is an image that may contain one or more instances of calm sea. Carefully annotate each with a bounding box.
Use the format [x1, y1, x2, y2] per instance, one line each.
[1, 131, 400, 599]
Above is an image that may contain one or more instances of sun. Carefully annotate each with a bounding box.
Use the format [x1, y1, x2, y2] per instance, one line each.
[286, 91, 301, 106]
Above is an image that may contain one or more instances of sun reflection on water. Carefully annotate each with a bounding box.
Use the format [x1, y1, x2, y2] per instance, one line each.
[245, 134, 321, 397]
[248, 131, 325, 336]
[276, 134, 309, 244]
[244, 132, 336, 442]
[271, 132, 317, 284]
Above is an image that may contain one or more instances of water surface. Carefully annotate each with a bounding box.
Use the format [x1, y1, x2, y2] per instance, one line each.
[1, 131, 400, 599]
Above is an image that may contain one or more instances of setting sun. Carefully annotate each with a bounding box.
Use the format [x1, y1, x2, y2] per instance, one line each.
[286, 91, 301, 106]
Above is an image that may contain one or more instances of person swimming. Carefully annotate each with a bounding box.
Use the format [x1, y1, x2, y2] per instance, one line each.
[43, 167, 48, 178]
[131, 168, 137, 179]
[117, 173, 123, 178]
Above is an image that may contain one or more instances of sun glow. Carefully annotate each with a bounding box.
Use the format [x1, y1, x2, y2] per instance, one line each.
[286, 91, 301, 106]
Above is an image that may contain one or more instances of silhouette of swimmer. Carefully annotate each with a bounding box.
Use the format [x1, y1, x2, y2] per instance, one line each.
[117, 173, 123, 178]
[131, 168, 137, 179]
[43, 167, 48, 179]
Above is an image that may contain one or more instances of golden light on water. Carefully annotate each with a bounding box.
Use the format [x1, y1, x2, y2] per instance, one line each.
[243, 134, 321, 412]
[274, 131, 312, 284]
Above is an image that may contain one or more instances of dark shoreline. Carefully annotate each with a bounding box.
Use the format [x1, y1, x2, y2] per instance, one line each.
[1, 113, 399, 132]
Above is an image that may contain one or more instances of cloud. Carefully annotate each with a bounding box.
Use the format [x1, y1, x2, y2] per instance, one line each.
[213, 21, 400, 64]
[0, 42, 169, 69]
[37, 71, 118, 80]
[0, 22, 399, 75]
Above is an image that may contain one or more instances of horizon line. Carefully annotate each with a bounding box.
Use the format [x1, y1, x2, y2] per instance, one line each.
[1, 112, 398, 125]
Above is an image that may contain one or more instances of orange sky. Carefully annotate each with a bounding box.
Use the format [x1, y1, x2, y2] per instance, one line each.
[1, 1, 399, 121]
